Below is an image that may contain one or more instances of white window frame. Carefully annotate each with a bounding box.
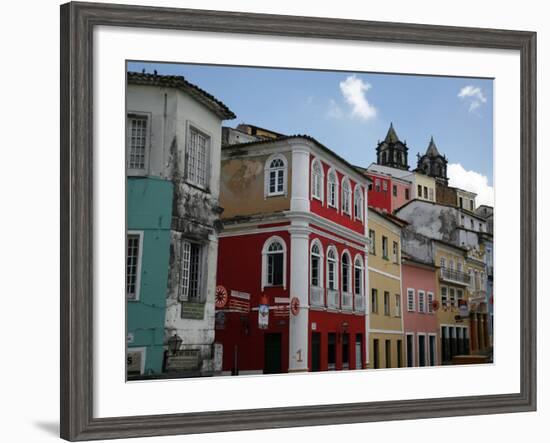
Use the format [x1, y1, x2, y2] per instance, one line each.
[326, 245, 339, 290]
[418, 290, 426, 313]
[126, 112, 150, 176]
[264, 153, 288, 198]
[392, 240, 399, 263]
[353, 255, 364, 296]
[441, 286, 448, 306]
[185, 123, 211, 189]
[354, 185, 363, 221]
[394, 293, 401, 317]
[383, 291, 390, 316]
[310, 239, 324, 288]
[449, 287, 456, 307]
[126, 231, 143, 301]
[261, 236, 287, 290]
[368, 229, 376, 255]
[310, 157, 324, 202]
[327, 168, 339, 209]
[177, 239, 206, 302]
[407, 288, 415, 312]
[427, 291, 434, 313]
[341, 177, 352, 215]
[341, 250, 352, 295]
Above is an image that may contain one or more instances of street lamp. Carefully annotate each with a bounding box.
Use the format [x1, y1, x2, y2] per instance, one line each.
[167, 333, 182, 355]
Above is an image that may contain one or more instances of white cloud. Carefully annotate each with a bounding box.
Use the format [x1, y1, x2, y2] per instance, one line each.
[339, 75, 377, 120]
[458, 85, 487, 112]
[326, 99, 343, 119]
[448, 163, 494, 207]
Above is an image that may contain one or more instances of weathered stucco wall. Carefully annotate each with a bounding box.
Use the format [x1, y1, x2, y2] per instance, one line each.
[219, 152, 292, 218]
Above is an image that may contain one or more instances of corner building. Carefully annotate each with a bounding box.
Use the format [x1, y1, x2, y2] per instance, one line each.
[216, 135, 370, 374]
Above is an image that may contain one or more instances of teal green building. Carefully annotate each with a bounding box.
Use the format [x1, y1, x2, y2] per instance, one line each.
[126, 177, 173, 378]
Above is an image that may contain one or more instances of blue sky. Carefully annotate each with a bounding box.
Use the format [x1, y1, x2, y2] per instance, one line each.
[128, 61, 494, 203]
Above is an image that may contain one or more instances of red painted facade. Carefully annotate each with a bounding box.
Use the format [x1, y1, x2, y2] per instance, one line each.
[367, 172, 392, 213]
[215, 148, 369, 374]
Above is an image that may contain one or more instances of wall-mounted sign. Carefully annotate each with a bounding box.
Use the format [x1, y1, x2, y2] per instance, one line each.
[165, 349, 200, 372]
[215, 311, 225, 329]
[228, 290, 251, 313]
[290, 297, 300, 316]
[215, 285, 228, 309]
[458, 300, 469, 318]
[258, 303, 269, 329]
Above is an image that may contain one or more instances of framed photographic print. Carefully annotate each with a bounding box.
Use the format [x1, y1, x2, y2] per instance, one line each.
[60, 1, 536, 441]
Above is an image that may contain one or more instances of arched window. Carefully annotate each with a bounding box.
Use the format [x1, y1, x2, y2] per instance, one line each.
[341, 177, 351, 215]
[264, 154, 287, 197]
[381, 151, 387, 164]
[261, 236, 287, 290]
[327, 246, 338, 290]
[341, 252, 351, 294]
[310, 240, 324, 287]
[311, 158, 324, 201]
[354, 255, 364, 296]
[327, 168, 338, 208]
[354, 185, 363, 221]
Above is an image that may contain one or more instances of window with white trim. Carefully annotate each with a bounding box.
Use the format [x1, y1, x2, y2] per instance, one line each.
[441, 286, 448, 306]
[382, 180, 388, 192]
[310, 241, 323, 287]
[262, 237, 287, 290]
[266, 240, 284, 286]
[427, 292, 434, 313]
[127, 114, 148, 173]
[327, 169, 338, 208]
[407, 288, 415, 312]
[368, 229, 376, 254]
[126, 233, 142, 300]
[354, 256, 363, 296]
[383, 291, 390, 316]
[327, 247, 338, 290]
[449, 287, 456, 307]
[311, 159, 323, 201]
[179, 240, 203, 302]
[418, 290, 426, 313]
[440, 257, 446, 268]
[265, 155, 287, 196]
[354, 186, 363, 220]
[394, 294, 401, 317]
[342, 252, 351, 293]
[382, 236, 389, 259]
[342, 178, 351, 214]
[457, 288, 464, 304]
[185, 126, 210, 188]
[371, 288, 378, 313]
[392, 241, 399, 263]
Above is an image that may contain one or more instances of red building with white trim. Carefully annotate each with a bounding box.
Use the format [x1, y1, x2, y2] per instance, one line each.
[215, 134, 371, 374]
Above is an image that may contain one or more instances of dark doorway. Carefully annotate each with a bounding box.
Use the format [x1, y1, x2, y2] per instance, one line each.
[264, 333, 282, 374]
[311, 332, 321, 372]
[373, 339, 380, 369]
[342, 333, 350, 370]
[328, 333, 336, 370]
[406, 334, 414, 367]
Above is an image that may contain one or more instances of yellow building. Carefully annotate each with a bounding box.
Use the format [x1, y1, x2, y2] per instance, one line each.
[465, 248, 490, 354]
[367, 209, 407, 369]
[412, 172, 436, 203]
[433, 240, 471, 364]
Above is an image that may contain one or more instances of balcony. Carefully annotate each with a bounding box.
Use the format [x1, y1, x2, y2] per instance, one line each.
[310, 286, 325, 308]
[327, 289, 340, 310]
[341, 292, 353, 311]
[354, 294, 365, 312]
[439, 267, 471, 286]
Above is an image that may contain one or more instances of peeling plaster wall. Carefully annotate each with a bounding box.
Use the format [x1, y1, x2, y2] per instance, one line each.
[401, 227, 434, 264]
[128, 83, 227, 374]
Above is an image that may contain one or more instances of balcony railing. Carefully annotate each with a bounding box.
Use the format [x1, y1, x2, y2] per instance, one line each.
[327, 289, 340, 310]
[342, 292, 353, 311]
[440, 267, 471, 285]
[310, 286, 325, 307]
[354, 294, 365, 312]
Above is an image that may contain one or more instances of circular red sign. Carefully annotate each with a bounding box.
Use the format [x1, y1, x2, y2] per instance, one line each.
[215, 285, 228, 309]
[290, 297, 300, 316]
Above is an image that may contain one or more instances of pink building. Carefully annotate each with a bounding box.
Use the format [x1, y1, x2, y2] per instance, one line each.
[401, 255, 439, 367]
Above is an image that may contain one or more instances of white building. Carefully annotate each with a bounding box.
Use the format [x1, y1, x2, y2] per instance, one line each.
[127, 71, 235, 376]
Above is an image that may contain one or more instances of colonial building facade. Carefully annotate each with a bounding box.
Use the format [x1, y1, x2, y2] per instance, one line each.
[126, 72, 235, 377]
[216, 135, 370, 374]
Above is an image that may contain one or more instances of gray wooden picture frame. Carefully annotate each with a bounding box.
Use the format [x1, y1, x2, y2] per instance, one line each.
[60, 1, 537, 441]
